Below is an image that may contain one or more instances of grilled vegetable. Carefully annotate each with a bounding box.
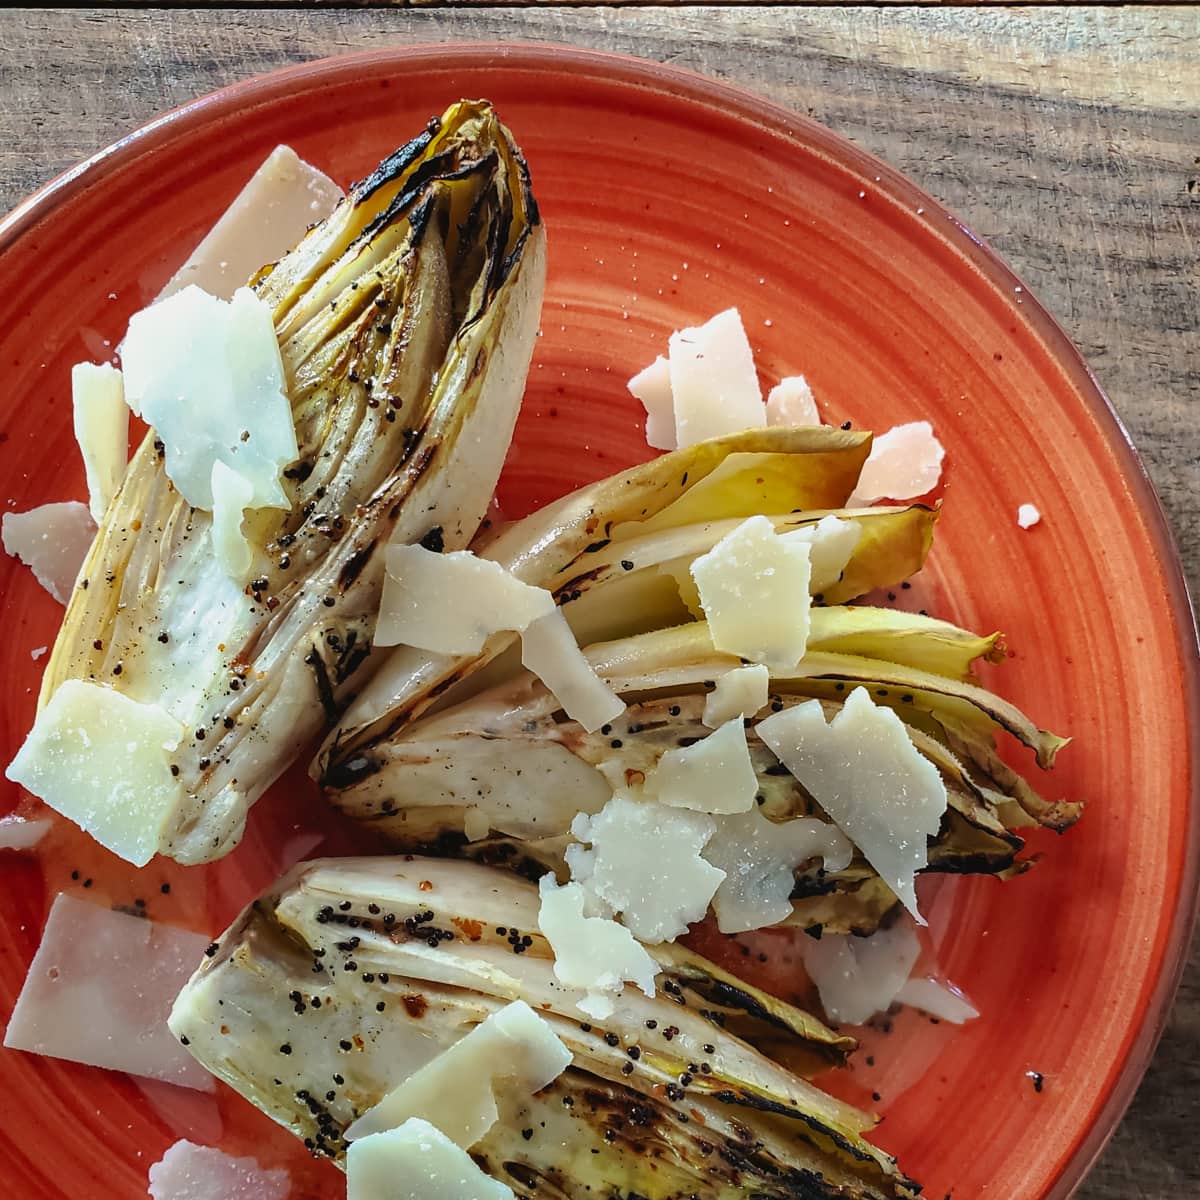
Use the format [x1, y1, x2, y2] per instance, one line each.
[170, 857, 919, 1199]
[39, 101, 545, 864]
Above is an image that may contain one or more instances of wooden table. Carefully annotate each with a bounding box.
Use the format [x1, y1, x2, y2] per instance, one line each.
[3, 7, 1197, 1198]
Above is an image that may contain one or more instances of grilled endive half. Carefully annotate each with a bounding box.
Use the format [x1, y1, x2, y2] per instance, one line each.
[170, 857, 919, 1199]
[39, 101, 545, 864]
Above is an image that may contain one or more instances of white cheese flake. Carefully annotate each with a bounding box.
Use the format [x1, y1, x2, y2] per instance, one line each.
[800, 922, 921, 1026]
[160, 144, 344, 303]
[780, 515, 862, 593]
[0, 814, 51, 851]
[765, 376, 819, 427]
[347, 1119, 515, 1200]
[521, 608, 625, 733]
[71, 362, 129, 522]
[148, 1140, 289, 1200]
[2, 501, 96, 604]
[627, 355, 676, 450]
[756, 688, 947, 923]
[376, 545, 555, 653]
[537, 875, 658, 1016]
[6, 680, 185, 867]
[894, 976, 979, 1024]
[1017, 503, 1041, 529]
[690, 515, 812, 670]
[668, 309, 764, 447]
[4, 893, 215, 1090]
[462, 805, 492, 843]
[566, 791, 724, 943]
[703, 664, 770, 728]
[848, 421, 945, 506]
[649, 718, 758, 814]
[210, 460, 255, 583]
[30, 646, 47, 661]
[345, 1000, 570, 1146]
[704, 808, 852, 934]
[121, 285, 298, 512]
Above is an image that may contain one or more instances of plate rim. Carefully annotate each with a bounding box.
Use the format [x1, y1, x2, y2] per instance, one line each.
[1, 39, 1196, 1199]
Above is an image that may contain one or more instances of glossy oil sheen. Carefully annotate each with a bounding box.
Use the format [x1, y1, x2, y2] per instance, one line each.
[0, 45, 1195, 1200]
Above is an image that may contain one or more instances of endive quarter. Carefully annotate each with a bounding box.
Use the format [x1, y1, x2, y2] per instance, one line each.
[170, 857, 919, 1199]
[25, 101, 545, 865]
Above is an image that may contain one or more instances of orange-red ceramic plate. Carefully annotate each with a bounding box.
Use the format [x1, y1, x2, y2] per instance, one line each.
[0, 44, 1196, 1200]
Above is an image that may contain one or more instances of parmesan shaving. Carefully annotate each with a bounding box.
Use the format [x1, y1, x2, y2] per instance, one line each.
[800, 922, 921, 1026]
[649, 718, 758, 814]
[210, 460, 255, 583]
[627, 355, 676, 450]
[148, 1140, 289, 1200]
[756, 688, 947, 923]
[895, 976, 979, 1024]
[1017, 503, 1041, 529]
[848, 421, 945, 506]
[71, 362, 129, 522]
[376, 545, 554, 653]
[765, 376, 819, 427]
[0, 814, 50, 851]
[780, 515, 862, 592]
[690, 515, 812, 670]
[2, 501, 96, 604]
[521, 608, 625, 733]
[566, 791, 724, 943]
[703, 664, 770, 728]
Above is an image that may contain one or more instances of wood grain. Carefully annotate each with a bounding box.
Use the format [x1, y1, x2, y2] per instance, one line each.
[1, 8, 1197, 1199]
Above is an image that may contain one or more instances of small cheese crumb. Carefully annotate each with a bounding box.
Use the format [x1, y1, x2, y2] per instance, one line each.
[765, 376, 819, 427]
[757, 689, 947, 923]
[537, 875, 658, 1017]
[780, 515, 862, 592]
[72, 362, 129, 522]
[6, 680, 186, 867]
[2, 501, 96, 604]
[1017, 503, 1041, 529]
[121, 285, 298, 512]
[148, 1140, 289, 1200]
[895, 976, 979, 1024]
[649, 718, 758, 814]
[703, 664, 770, 727]
[691, 515, 812, 670]
[30, 646, 47, 661]
[376, 546, 555, 653]
[800, 922, 921, 1025]
[0, 814, 50, 851]
[462, 806, 491, 843]
[566, 791, 724, 943]
[347, 1120, 514, 1200]
[5, 893, 215, 1089]
[703, 808, 852, 934]
[210, 460, 255, 583]
[848, 421, 945, 506]
[521, 609, 625, 733]
[345, 1000, 571, 1145]
[628, 355, 676, 450]
[668, 309, 764, 447]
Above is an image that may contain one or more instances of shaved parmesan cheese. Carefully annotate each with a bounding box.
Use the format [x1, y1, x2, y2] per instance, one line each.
[800, 922, 921, 1025]
[148, 1140, 289, 1200]
[757, 688, 947, 923]
[210, 460, 255, 583]
[160, 144, 343, 303]
[690, 515, 812, 670]
[521, 608, 625, 733]
[668, 309, 764, 447]
[895, 977, 979, 1024]
[628, 355, 676, 450]
[0, 814, 50, 851]
[765, 376, 819, 427]
[848, 421, 945, 506]
[649, 718, 758, 814]
[121, 285, 297, 512]
[347, 1119, 515, 1200]
[463, 805, 491, 843]
[346, 1000, 570, 1145]
[30, 646, 47, 661]
[537, 876, 658, 1017]
[566, 791, 724, 943]
[780, 515, 862, 592]
[704, 664, 770, 727]
[376, 545, 554, 653]
[7, 680, 185, 867]
[4, 893, 214, 1089]
[2, 501, 95, 604]
[704, 808, 852, 934]
[1017, 503, 1041, 529]
[72, 362, 129, 522]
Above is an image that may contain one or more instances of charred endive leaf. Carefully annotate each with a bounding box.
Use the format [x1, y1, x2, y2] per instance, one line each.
[324, 615, 1073, 935]
[170, 857, 919, 1199]
[40, 101, 545, 864]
